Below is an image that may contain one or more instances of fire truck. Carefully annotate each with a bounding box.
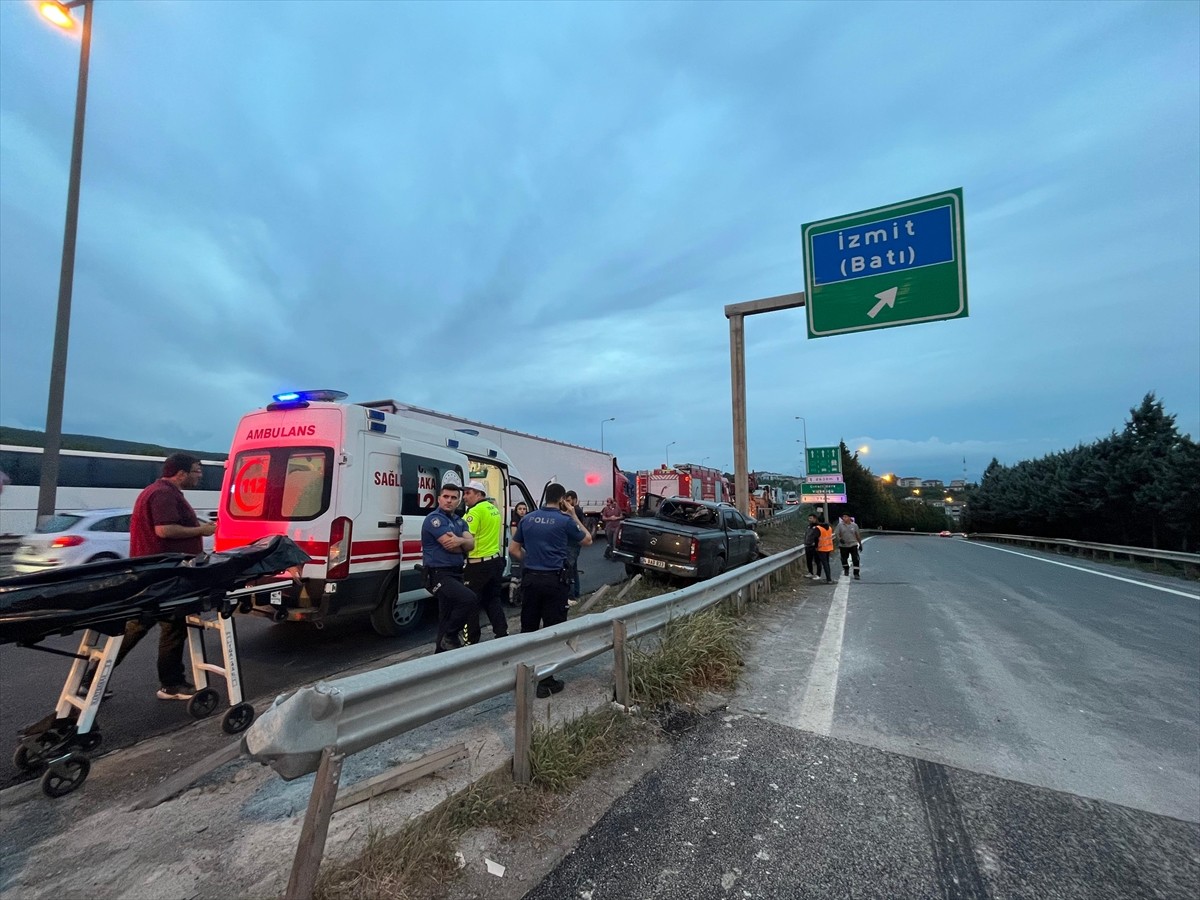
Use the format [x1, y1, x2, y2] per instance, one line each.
[635, 464, 730, 512]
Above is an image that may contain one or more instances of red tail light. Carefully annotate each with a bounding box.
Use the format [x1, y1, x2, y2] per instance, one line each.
[52, 535, 86, 548]
[326, 516, 352, 580]
[690, 537, 699, 562]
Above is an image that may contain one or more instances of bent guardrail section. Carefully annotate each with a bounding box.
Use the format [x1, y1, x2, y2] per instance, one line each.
[244, 545, 805, 780]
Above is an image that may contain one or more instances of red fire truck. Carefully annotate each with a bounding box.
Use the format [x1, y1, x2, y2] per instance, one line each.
[635, 464, 730, 511]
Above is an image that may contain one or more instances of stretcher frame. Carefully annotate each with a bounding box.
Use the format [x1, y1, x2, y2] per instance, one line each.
[12, 580, 293, 798]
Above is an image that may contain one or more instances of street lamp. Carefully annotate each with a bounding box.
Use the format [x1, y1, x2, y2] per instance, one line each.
[665, 441, 676, 468]
[700, 456, 710, 468]
[856, 445, 870, 456]
[600, 416, 615, 452]
[34, 0, 95, 523]
[795, 416, 810, 479]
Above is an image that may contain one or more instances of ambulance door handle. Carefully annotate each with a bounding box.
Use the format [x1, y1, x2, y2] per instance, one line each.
[378, 517, 403, 528]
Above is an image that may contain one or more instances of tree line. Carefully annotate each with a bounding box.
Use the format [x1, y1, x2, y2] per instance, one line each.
[964, 394, 1198, 551]
[823, 441, 952, 533]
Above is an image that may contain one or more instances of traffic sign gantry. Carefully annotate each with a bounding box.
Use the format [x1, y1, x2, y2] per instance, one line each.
[806, 446, 841, 476]
[803, 188, 967, 338]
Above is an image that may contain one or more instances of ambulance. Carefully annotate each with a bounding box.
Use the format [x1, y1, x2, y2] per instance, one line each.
[215, 390, 536, 635]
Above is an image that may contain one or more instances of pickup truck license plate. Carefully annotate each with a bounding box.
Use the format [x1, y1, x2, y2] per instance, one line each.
[640, 557, 667, 569]
[269, 590, 283, 605]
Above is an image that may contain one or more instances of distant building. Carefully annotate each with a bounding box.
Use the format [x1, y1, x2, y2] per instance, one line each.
[898, 477, 922, 488]
[921, 478, 944, 489]
[949, 479, 966, 490]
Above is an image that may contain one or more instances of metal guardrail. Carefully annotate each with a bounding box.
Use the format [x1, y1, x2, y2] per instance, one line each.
[968, 533, 1200, 569]
[244, 544, 805, 780]
[757, 505, 800, 528]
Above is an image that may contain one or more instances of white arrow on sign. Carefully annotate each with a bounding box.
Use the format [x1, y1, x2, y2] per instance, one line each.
[867, 286, 898, 319]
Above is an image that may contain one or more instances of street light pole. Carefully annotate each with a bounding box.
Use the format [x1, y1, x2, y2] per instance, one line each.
[600, 416, 615, 452]
[795, 416, 808, 471]
[36, 0, 94, 523]
[665, 441, 676, 468]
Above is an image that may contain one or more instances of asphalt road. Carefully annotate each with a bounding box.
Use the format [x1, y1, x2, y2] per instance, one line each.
[833, 535, 1200, 822]
[527, 536, 1200, 898]
[0, 542, 627, 788]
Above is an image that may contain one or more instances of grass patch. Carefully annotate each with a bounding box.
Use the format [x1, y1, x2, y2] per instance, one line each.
[628, 607, 746, 707]
[315, 709, 646, 900]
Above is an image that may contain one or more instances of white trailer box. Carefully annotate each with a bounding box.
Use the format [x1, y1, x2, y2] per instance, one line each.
[362, 401, 630, 531]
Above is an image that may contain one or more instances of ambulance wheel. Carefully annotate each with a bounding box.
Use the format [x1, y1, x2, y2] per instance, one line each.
[221, 703, 255, 734]
[187, 688, 220, 719]
[41, 753, 90, 798]
[370, 572, 421, 636]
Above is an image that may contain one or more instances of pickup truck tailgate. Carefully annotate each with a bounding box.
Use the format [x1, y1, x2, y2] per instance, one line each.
[619, 524, 692, 563]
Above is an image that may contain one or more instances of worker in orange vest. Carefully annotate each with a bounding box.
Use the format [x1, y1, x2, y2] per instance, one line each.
[815, 519, 835, 583]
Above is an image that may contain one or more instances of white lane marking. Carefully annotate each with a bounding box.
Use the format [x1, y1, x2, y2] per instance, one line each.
[964, 541, 1199, 600]
[793, 575, 851, 735]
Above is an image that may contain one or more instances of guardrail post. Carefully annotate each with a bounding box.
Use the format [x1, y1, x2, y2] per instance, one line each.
[735, 587, 746, 616]
[513, 663, 535, 785]
[613, 620, 630, 708]
[284, 745, 344, 900]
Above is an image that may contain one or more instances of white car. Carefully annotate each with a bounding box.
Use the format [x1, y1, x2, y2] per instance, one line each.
[12, 508, 134, 574]
[11, 508, 216, 575]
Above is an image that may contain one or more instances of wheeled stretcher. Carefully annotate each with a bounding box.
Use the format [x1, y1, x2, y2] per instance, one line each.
[0, 536, 310, 797]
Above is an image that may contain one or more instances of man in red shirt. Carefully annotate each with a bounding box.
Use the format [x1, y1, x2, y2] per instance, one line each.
[117, 453, 216, 699]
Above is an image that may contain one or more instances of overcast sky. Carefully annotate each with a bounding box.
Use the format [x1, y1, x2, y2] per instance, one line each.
[1, 0, 1197, 482]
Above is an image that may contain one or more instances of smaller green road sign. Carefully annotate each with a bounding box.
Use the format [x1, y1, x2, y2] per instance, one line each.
[802, 482, 845, 496]
[803, 188, 967, 338]
[806, 446, 841, 476]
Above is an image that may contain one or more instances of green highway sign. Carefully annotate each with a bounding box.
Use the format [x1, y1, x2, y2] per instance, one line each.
[803, 188, 967, 338]
[806, 446, 841, 476]
[802, 482, 845, 496]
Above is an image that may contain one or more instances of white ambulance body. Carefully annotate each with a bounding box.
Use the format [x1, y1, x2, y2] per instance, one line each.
[362, 400, 633, 531]
[215, 391, 535, 635]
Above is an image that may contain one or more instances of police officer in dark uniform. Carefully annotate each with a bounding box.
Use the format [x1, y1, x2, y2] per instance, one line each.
[421, 474, 477, 652]
[509, 482, 592, 697]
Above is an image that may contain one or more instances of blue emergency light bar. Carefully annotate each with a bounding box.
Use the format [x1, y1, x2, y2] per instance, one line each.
[271, 389, 348, 404]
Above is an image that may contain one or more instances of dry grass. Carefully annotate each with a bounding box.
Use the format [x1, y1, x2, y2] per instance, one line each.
[315, 710, 646, 900]
[628, 607, 746, 707]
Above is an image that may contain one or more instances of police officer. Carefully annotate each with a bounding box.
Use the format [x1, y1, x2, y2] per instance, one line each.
[509, 482, 592, 697]
[463, 480, 508, 644]
[421, 475, 476, 652]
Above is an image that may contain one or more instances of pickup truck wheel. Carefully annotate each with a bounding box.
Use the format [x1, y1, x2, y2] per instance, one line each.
[713, 556, 727, 578]
[370, 571, 423, 636]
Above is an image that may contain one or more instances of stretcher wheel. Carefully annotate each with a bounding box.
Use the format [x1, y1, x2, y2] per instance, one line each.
[221, 702, 255, 734]
[187, 688, 220, 720]
[14, 744, 39, 773]
[13, 731, 63, 772]
[41, 753, 90, 798]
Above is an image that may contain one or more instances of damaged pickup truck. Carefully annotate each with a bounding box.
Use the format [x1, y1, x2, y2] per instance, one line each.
[612, 497, 761, 581]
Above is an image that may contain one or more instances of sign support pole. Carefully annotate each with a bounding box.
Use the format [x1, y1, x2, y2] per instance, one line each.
[725, 292, 807, 519]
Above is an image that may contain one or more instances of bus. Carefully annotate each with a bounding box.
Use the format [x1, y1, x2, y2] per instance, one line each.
[0, 444, 224, 535]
